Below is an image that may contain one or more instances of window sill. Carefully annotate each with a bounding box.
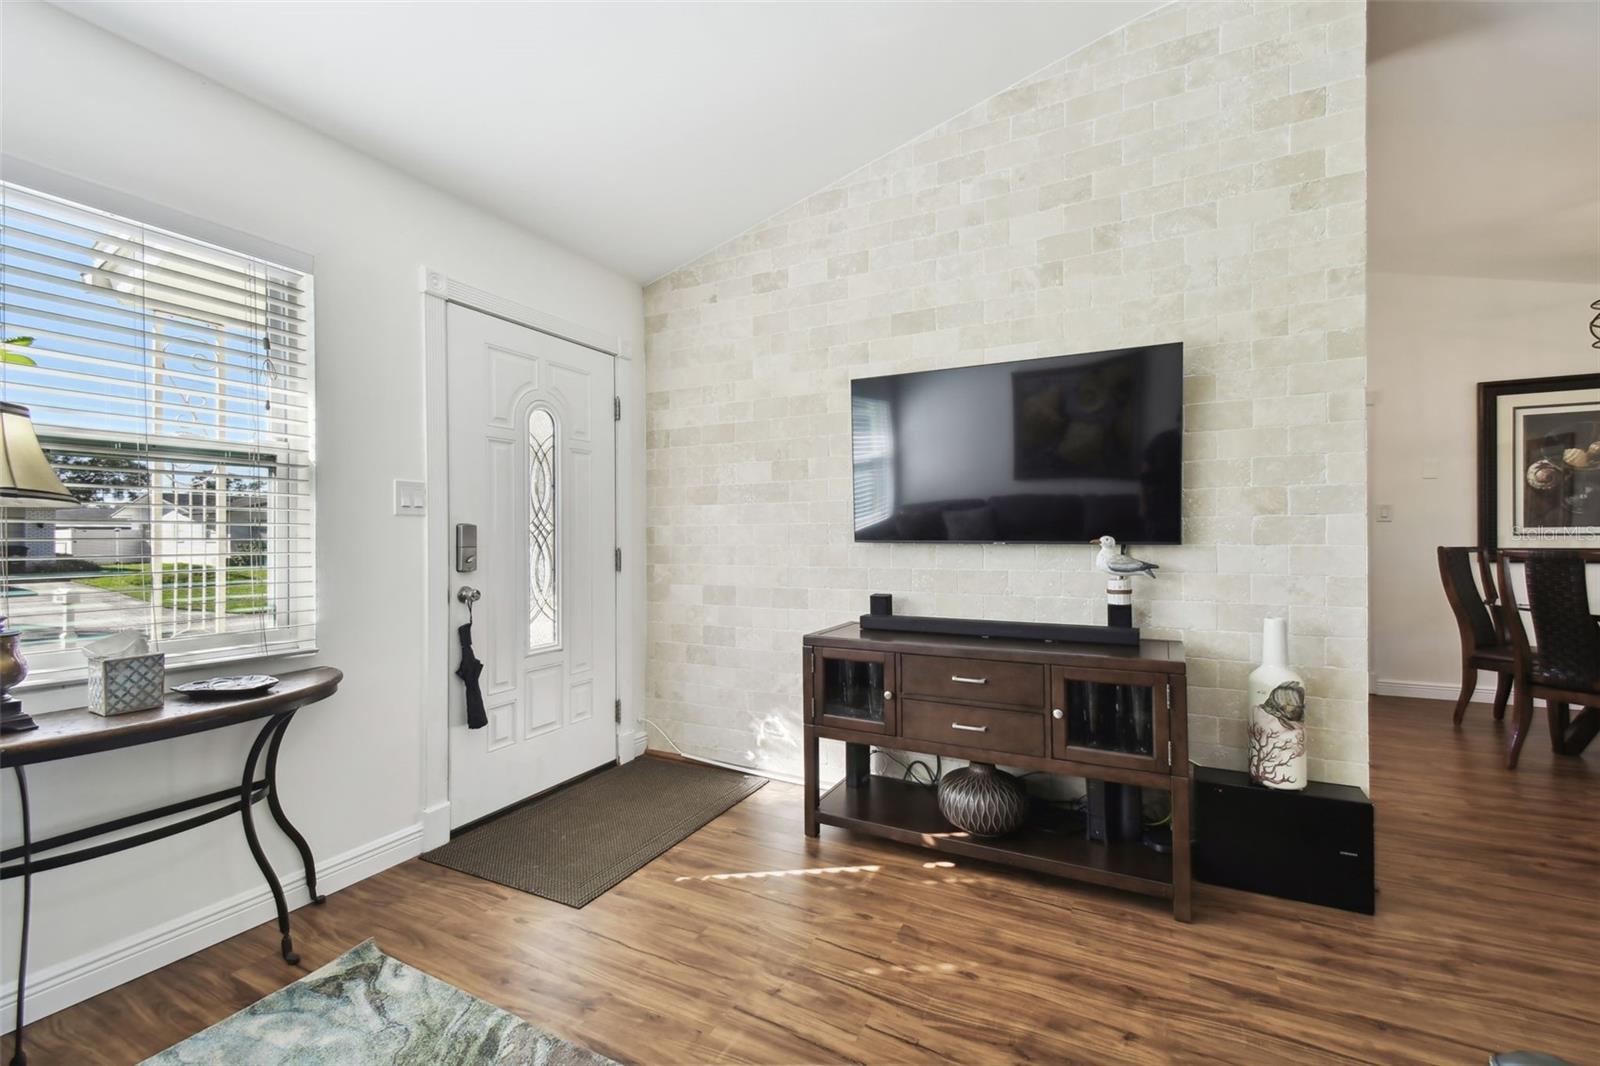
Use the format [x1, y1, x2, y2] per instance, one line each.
[14, 645, 321, 715]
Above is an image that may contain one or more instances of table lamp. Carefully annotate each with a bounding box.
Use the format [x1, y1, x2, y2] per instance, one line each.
[0, 401, 78, 733]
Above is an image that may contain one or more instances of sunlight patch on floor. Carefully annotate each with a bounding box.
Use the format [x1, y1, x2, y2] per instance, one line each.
[673, 864, 881, 883]
[860, 962, 963, 976]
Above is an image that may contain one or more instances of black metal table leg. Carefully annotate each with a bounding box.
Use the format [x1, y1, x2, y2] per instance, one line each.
[9, 767, 31, 1066]
[240, 717, 298, 965]
[263, 711, 324, 905]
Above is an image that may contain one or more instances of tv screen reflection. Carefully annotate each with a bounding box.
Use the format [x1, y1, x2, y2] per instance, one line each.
[851, 344, 1182, 545]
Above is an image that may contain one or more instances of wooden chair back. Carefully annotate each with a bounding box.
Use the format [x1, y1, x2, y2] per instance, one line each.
[1475, 547, 1506, 640]
[1438, 546, 1501, 653]
[1496, 548, 1600, 692]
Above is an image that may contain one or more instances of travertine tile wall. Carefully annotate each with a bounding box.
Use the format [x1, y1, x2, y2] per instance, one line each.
[644, 1, 1369, 788]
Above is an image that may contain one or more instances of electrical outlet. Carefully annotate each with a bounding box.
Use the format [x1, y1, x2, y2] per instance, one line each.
[1376, 503, 1393, 523]
[393, 479, 426, 516]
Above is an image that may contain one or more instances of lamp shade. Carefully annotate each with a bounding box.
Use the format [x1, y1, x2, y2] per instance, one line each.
[0, 402, 76, 507]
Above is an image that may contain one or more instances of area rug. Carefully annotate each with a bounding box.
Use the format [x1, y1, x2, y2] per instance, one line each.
[141, 939, 612, 1065]
[422, 756, 766, 907]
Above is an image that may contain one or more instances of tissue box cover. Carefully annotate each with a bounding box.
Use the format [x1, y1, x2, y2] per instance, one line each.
[87, 652, 165, 716]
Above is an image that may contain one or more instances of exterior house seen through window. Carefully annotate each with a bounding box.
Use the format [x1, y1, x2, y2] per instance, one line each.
[0, 182, 316, 681]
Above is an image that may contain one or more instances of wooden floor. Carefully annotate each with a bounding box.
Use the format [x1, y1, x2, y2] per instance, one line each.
[10, 696, 1598, 1065]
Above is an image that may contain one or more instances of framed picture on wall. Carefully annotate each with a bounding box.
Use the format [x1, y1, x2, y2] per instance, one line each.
[1478, 373, 1600, 550]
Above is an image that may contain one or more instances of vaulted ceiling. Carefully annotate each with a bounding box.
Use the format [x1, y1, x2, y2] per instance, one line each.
[1368, 0, 1600, 283]
[54, 1, 1158, 282]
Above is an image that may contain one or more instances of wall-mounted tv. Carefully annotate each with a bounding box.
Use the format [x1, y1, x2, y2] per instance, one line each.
[851, 343, 1183, 545]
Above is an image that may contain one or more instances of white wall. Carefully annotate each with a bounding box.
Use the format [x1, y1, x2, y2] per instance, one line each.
[1368, 272, 1598, 697]
[0, 0, 643, 1024]
[1364, 0, 1600, 702]
[645, 1, 1370, 789]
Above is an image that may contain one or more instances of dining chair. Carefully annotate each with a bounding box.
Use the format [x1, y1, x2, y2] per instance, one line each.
[1437, 546, 1514, 725]
[1495, 549, 1600, 769]
[1475, 545, 1508, 641]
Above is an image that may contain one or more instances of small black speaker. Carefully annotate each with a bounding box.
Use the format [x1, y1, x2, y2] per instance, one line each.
[1085, 781, 1141, 843]
[1086, 780, 1114, 843]
[1115, 784, 1143, 841]
[1194, 766, 1375, 914]
[869, 593, 893, 616]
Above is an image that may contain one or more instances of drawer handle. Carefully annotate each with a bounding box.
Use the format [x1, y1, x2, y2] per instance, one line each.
[950, 675, 988, 685]
[951, 722, 989, 733]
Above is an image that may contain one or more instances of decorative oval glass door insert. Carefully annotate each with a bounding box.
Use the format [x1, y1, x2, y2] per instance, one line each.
[528, 407, 558, 650]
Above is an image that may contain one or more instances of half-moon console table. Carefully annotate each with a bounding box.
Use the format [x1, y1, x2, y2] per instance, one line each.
[0, 666, 343, 1066]
[801, 623, 1190, 920]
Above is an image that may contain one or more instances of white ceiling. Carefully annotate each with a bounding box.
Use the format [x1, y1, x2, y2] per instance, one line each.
[55, 1, 1157, 283]
[1368, 0, 1600, 284]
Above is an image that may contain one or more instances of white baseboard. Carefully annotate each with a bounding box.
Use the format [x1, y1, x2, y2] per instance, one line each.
[1371, 678, 1497, 704]
[1, 822, 423, 1031]
[627, 730, 648, 760]
[420, 801, 451, 850]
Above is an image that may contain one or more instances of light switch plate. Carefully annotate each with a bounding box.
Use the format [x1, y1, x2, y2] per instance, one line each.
[1421, 458, 1440, 479]
[393, 479, 426, 516]
[1376, 503, 1393, 523]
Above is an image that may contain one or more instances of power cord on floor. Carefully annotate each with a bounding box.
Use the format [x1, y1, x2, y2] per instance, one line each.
[640, 716, 689, 756]
[637, 717, 803, 783]
[874, 750, 939, 788]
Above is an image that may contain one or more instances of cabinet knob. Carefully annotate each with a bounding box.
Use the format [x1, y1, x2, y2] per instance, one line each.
[884, 690, 893, 700]
[1052, 707, 1063, 719]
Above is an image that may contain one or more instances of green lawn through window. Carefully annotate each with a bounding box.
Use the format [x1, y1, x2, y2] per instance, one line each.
[77, 563, 268, 614]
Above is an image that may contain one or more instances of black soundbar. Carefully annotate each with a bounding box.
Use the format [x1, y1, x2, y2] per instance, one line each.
[857, 612, 1140, 647]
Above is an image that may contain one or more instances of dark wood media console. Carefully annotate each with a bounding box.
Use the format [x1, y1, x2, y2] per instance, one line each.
[802, 622, 1191, 920]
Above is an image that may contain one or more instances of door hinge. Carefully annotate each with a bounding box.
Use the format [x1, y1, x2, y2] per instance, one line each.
[614, 396, 622, 421]
[614, 698, 622, 724]
[615, 547, 622, 572]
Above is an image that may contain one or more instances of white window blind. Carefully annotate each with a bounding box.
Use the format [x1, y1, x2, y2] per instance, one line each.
[0, 182, 315, 682]
[852, 394, 894, 530]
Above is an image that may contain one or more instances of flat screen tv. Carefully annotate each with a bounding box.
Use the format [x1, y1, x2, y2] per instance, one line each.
[851, 343, 1182, 544]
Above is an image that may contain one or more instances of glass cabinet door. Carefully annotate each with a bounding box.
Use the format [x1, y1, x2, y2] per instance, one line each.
[813, 648, 897, 735]
[1050, 667, 1169, 771]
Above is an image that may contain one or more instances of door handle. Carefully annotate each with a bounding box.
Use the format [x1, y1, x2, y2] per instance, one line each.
[950, 675, 988, 685]
[951, 722, 988, 733]
[457, 586, 481, 606]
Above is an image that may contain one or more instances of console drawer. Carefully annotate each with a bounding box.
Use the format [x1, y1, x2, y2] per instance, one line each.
[900, 654, 1045, 710]
[901, 699, 1046, 758]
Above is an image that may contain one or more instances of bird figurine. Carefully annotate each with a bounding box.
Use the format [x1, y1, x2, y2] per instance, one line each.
[1092, 535, 1159, 579]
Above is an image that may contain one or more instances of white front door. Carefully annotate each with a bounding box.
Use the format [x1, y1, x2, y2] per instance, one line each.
[446, 303, 617, 829]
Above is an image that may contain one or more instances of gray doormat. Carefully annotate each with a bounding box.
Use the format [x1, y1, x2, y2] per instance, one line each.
[422, 757, 766, 907]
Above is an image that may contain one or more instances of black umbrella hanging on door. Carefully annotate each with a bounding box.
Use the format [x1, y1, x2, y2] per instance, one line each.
[456, 588, 487, 730]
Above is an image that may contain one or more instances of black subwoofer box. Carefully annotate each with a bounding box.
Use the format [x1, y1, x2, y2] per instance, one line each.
[1193, 766, 1375, 914]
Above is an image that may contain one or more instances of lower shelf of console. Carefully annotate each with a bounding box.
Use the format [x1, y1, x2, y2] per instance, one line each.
[814, 773, 1174, 901]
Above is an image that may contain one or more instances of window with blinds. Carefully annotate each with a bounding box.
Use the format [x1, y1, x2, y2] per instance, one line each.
[852, 394, 894, 531]
[0, 182, 315, 682]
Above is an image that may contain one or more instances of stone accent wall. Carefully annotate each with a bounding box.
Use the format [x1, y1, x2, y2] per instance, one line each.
[644, 1, 1369, 787]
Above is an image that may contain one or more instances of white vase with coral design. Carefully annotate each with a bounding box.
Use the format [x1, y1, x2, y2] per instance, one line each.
[1248, 617, 1307, 790]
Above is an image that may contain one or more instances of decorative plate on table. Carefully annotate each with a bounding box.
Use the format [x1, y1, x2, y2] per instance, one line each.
[173, 675, 280, 700]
